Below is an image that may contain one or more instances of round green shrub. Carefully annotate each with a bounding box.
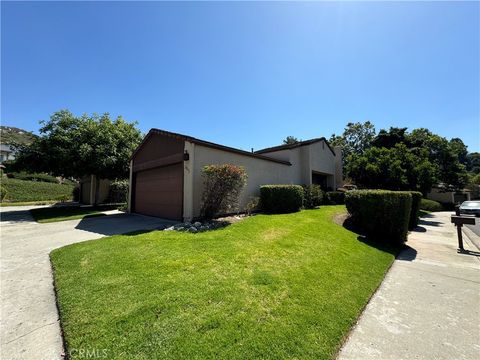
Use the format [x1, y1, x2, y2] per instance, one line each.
[345, 190, 412, 243]
[302, 185, 324, 209]
[420, 198, 443, 212]
[260, 185, 304, 214]
[408, 191, 423, 230]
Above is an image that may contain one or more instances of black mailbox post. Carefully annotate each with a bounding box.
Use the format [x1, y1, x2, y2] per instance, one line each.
[451, 215, 476, 252]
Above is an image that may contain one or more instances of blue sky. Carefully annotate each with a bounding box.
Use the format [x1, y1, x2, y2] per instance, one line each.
[2, 1, 479, 151]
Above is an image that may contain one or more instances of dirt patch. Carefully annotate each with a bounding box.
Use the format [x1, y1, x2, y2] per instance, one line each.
[216, 214, 250, 225]
[333, 212, 349, 227]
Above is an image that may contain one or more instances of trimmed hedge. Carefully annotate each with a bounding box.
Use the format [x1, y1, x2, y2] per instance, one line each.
[302, 185, 324, 209]
[420, 198, 443, 212]
[260, 185, 304, 214]
[408, 191, 423, 230]
[345, 190, 412, 243]
[1, 178, 74, 202]
[325, 191, 345, 205]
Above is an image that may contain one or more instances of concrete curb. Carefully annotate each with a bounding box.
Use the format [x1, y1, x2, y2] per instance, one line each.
[463, 226, 480, 251]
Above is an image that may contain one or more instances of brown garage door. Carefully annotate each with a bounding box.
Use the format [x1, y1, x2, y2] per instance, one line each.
[133, 163, 183, 220]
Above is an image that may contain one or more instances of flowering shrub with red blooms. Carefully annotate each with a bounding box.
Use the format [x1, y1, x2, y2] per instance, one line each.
[200, 164, 248, 219]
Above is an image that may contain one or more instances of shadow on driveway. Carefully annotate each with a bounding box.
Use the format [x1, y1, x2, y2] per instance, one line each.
[396, 245, 418, 262]
[0, 209, 35, 223]
[74, 212, 176, 236]
[418, 218, 443, 227]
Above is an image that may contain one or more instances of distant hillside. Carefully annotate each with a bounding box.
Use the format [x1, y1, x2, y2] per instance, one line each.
[0, 126, 36, 146]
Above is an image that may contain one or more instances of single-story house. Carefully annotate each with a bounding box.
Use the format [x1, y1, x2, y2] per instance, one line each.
[128, 129, 343, 221]
[0, 144, 15, 163]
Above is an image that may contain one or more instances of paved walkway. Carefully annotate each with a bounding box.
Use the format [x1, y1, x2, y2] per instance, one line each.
[338, 212, 480, 360]
[0, 206, 173, 360]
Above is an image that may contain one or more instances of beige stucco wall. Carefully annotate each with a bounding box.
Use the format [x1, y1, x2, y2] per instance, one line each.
[186, 139, 340, 219]
[427, 189, 453, 204]
[427, 188, 471, 204]
[80, 175, 110, 205]
[97, 178, 111, 204]
[260, 140, 337, 188]
[308, 141, 336, 175]
[187, 143, 295, 219]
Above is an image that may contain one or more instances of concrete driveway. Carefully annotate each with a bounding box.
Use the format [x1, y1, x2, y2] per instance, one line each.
[0, 206, 173, 360]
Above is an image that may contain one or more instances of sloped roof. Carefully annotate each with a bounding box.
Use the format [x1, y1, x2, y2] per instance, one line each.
[132, 128, 292, 165]
[255, 137, 336, 156]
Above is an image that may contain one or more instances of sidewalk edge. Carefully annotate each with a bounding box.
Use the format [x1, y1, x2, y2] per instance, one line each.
[462, 226, 480, 251]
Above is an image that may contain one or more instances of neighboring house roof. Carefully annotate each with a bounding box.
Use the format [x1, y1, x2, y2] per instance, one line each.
[254, 137, 337, 156]
[0, 144, 13, 152]
[132, 128, 292, 166]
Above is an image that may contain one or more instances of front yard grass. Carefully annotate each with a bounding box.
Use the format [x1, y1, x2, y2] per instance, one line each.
[51, 206, 398, 359]
[31, 205, 119, 223]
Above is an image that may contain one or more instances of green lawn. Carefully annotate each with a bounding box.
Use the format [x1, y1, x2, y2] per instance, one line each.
[1, 178, 74, 202]
[419, 210, 431, 218]
[51, 206, 397, 360]
[31, 205, 119, 223]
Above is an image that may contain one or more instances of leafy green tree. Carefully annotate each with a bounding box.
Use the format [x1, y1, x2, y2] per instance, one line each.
[13, 110, 142, 180]
[371, 127, 408, 149]
[347, 144, 437, 194]
[329, 121, 376, 175]
[329, 121, 376, 157]
[407, 129, 468, 189]
[449, 138, 468, 165]
[466, 152, 480, 174]
[336, 123, 468, 191]
[466, 172, 480, 199]
[283, 136, 299, 145]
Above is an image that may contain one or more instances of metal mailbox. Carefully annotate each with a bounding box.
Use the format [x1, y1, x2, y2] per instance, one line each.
[451, 215, 476, 252]
[451, 216, 476, 226]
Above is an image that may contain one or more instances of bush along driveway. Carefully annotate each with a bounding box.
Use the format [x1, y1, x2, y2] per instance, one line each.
[51, 206, 398, 359]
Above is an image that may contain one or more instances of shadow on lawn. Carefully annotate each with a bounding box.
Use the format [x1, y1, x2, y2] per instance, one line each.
[342, 216, 409, 258]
